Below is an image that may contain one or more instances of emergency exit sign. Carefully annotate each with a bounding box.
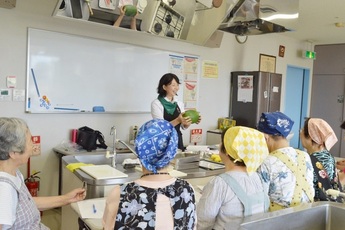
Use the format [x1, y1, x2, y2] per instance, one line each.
[302, 50, 316, 59]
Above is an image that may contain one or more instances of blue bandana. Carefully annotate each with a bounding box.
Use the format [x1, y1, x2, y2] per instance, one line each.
[257, 112, 294, 138]
[135, 119, 178, 173]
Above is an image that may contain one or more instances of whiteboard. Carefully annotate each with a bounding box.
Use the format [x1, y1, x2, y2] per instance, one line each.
[26, 28, 191, 113]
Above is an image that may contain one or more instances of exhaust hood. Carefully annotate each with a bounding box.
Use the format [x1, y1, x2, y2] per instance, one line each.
[219, 0, 299, 36]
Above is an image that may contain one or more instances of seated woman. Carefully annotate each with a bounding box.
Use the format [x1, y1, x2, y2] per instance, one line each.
[300, 118, 342, 201]
[197, 126, 270, 230]
[257, 112, 314, 211]
[102, 119, 196, 230]
[0, 117, 86, 229]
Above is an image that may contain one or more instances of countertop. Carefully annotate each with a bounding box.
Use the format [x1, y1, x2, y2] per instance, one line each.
[71, 198, 104, 230]
[53, 146, 132, 156]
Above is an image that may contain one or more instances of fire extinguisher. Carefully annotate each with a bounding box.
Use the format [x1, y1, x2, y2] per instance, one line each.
[25, 171, 40, 197]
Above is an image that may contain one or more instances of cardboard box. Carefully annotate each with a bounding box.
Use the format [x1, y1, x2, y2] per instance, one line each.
[218, 117, 236, 131]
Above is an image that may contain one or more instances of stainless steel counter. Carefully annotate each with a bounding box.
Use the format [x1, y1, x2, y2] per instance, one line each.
[61, 152, 224, 198]
[240, 201, 345, 230]
[53, 146, 134, 195]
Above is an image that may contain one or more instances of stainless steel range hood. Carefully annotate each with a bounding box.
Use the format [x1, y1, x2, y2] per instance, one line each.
[219, 0, 299, 36]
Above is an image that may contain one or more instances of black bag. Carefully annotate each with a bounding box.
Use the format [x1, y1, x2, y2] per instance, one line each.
[77, 126, 107, 152]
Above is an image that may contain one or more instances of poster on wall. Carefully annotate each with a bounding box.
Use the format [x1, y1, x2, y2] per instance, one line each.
[202, 60, 218, 78]
[169, 55, 184, 79]
[183, 56, 199, 109]
[168, 54, 199, 110]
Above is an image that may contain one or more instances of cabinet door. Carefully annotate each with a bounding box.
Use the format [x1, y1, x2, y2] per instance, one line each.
[314, 45, 345, 75]
[310, 74, 345, 157]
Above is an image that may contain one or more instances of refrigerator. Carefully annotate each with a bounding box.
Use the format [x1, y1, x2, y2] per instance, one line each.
[230, 71, 282, 128]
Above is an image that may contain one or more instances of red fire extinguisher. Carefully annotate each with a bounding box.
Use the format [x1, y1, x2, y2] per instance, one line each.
[25, 171, 40, 197]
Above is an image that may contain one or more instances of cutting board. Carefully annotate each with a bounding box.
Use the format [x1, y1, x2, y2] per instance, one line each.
[79, 165, 128, 179]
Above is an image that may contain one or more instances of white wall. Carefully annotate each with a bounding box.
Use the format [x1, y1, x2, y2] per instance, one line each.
[0, 0, 314, 196]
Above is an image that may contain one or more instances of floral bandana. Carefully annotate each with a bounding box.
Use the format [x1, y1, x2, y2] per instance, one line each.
[223, 126, 269, 174]
[258, 111, 294, 138]
[135, 119, 178, 173]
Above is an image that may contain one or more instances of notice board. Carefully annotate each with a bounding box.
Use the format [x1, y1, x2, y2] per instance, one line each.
[26, 28, 193, 113]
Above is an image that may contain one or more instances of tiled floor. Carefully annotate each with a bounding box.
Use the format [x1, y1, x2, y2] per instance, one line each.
[41, 208, 61, 230]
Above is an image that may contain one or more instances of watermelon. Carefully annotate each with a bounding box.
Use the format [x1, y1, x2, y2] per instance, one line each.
[124, 5, 137, 17]
[182, 110, 200, 124]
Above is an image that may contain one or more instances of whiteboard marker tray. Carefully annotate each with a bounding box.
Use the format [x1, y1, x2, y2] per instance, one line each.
[79, 165, 128, 179]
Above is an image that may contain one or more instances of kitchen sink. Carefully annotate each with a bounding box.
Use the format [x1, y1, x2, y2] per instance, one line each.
[240, 202, 345, 230]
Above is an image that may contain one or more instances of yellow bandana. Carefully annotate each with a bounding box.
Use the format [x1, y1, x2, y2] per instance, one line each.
[224, 126, 269, 174]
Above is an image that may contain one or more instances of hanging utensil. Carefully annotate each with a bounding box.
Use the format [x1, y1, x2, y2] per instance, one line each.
[85, 0, 93, 16]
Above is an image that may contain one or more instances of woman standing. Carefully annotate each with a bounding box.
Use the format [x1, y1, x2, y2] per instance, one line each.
[102, 119, 197, 230]
[0, 117, 86, 230]
[300, 118, 341, 201]
[151, 73, 194, 150]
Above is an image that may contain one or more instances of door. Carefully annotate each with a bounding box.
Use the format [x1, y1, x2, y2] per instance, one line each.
[285, 66, 310, 149]
[310, 74, 345, 157]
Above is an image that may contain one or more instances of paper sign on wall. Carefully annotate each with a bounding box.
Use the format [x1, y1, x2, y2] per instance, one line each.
[32, 136, 41, 156]
[237, 75, 253, 103]
[7, 76, 16, 88]
[190, 129, 202, 143]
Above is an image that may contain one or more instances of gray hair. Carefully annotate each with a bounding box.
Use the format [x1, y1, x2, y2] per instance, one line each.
[0, 117, 29, 160]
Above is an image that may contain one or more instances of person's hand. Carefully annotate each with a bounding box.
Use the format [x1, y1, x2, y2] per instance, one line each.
[119, 6, 125, 16]
[63, 188, 86, 204]
[133, 7, 139, 19]
[180, 113, 192, 129]
[337, 160, 345, 171]
[196, 114, 202, 124]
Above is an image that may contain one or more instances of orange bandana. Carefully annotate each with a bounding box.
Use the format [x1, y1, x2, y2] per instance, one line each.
[308, 118, 338, 150]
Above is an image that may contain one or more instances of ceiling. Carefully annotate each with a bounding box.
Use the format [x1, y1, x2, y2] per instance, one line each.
[280, 0, 345, 45]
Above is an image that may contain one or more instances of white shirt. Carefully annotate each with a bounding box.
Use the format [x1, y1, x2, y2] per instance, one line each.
[0, 172, 22, 229]
[197, 171, 266, 230]
[151, 97, 185, 120]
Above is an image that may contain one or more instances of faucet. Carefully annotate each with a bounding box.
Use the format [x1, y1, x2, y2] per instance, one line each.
[106, 125, 117, 168]
[106, 126, 139, 167]
[117, 139, 138, 157]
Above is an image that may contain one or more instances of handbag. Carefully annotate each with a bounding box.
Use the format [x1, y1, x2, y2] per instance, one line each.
[76, 126, 107, 152]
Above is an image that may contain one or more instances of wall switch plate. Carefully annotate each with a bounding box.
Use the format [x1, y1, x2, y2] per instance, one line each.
[0, 0, 16, 9]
